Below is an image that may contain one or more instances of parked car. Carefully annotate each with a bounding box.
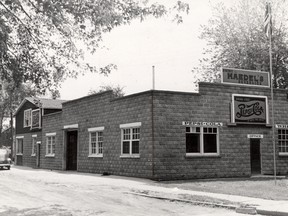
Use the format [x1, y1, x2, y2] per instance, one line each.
[0, 148, 11, 170]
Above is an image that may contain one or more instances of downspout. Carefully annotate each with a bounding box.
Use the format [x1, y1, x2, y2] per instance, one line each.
[151, 90, 155, 179]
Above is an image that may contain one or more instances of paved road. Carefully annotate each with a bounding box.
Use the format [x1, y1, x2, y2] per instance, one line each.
[0, 166, 247, 215]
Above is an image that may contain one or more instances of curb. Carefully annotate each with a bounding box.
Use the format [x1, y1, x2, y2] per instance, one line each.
[126, 191, 238, 210]
[256, 209, 288, 216]
[236, 206, 257, 215]
[127, 191, 288, 216]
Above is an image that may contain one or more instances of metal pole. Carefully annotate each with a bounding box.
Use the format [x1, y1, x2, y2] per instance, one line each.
[269, 25, 276, 185]
[152, 66, 155, 90]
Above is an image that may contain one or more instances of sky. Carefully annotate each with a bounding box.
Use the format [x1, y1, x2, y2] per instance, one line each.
[59, 0, 235, 100]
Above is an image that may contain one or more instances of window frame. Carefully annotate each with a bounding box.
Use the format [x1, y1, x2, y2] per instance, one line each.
[278, 129, 288, 156]
[31, 109, 41, 129]
[185, 126, 220, 157]
[45, 132, 56, 157]
[16, 136, 24, 155]
[23, 109, 32, 128]
[120, 122, 141, 158]
[31, 135, 37, 156]
[88, 127, 104, 158]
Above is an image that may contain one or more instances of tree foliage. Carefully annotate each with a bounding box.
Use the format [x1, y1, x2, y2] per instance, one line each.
[88, 84, 125, 98]
[0, 81, 36, 132]
[0, 0, 189, 93]
[193, 0, 288, 88]
[0, 0, 189, 133]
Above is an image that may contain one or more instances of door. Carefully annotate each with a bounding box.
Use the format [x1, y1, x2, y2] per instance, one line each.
[66, 131, 78, 170]
[250, 139, 261, 174]
[36, 141, 41, 167]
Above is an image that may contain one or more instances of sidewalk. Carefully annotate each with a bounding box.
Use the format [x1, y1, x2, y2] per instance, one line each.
[126, 180, 288, 216]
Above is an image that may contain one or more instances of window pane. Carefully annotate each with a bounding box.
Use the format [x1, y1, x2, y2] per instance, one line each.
[186, 134, 200, 153]
[204, 134, 217, 153]
[98, 142, 103, 154]
[91, 142, 96, 154]
[91, 132, 96, 139]
[278, 130, 288, 153]
[123, 129, 130, 140]
[132, 128, 140, 139]
[132, 141, 139, 154]
[122, 141, 130, 154]
[52, 137, 56, 154]
[97, 131, 103, 154]
[97, 132, 103, 141]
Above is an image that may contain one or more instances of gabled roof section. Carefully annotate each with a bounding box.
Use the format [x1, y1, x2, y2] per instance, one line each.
[14, 97, 68, 116]
[25, 97, 67, 109]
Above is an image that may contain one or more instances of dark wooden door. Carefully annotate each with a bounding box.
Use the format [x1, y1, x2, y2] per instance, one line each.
[66, 131, 78, 170]
[250, 139, 261, 174]
[36, 142, 40, 167]
[16, 155, 23, 166]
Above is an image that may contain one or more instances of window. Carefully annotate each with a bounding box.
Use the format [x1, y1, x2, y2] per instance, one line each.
[46, 133, 56, 157]
[24, 109, 32, 127]
[120, 122, 141, 157]
[16, 137, 24, 155]
[278, 129, 288, 155]
[32, 135, 37, 156]
[186, 127, 219, 156]
[31, 109, 41, 129]
[88, 127, 104, 157]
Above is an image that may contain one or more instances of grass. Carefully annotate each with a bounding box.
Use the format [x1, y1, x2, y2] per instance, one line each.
[157, 177, 288, 201]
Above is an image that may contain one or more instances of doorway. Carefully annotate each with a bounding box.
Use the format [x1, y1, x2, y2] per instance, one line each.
[250, 139, 261, 174]
[36, 141, 41, 168]
[66, 131, 78, 170]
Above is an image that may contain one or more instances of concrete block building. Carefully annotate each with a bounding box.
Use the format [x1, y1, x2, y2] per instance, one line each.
[14, 82, 288, 180]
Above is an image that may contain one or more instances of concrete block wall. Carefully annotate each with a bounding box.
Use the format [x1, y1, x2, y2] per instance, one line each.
[38, 82, 288, 180]
[151, 83, 288, 180]
[270, 88, 288, 175]
[41, 112, 63, 170]
[108, 92, 153, 178]
[61, 91, 153, 178]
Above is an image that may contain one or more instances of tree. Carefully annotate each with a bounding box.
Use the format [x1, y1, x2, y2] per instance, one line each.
[0, 81, 36, 133]
[0, 0, 189, 94]
[88, 84, 125, 98]
[0, 0, 189, 140]
[192, 0, 288, 88]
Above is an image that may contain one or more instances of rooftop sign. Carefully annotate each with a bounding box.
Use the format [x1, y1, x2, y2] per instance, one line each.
[221, 67, 270, 87]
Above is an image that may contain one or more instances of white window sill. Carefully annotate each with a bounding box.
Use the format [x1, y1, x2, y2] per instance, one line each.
[186, 153, 220, 157]
[31, 127, 42, 130]
[16, 153, 23, 156]
[279, 152, 288, 156]
[120, 154, 140, 158]
[31, 154, 36, 157]
[45, 154, 55, 158]
[88, 154, 103, 158]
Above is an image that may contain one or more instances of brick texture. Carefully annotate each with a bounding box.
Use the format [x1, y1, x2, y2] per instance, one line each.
[26, 83, 288, 180]
[40, 112, 63, 170]
[151, 83, 288, 180]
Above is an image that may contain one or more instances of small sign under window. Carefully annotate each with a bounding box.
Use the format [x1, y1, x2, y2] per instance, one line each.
[247, 134, 263, 139]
